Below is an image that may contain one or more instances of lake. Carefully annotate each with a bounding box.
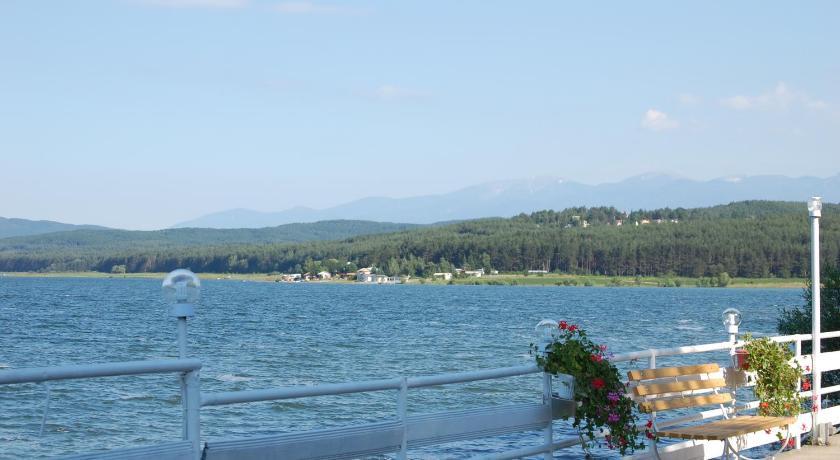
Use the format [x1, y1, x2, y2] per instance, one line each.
[0, 277, 804, 458]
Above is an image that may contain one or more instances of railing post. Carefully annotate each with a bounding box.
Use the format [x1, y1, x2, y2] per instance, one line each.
[397, 377, 408, 460]
[795, 338, 802, 450]
[542, 372, 553, 460]
[647, 350, 656, 455]
[185, 369, 201, 459]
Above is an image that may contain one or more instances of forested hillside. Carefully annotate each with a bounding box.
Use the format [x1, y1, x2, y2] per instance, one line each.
[1, 201, 837, 278]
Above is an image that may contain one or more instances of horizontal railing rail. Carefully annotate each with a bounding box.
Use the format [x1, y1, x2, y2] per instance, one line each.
[201, 364, 540, 407]
[0, 359, 202, 385]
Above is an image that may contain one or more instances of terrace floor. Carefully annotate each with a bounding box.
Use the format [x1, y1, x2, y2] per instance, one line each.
[776, 435, 840, 459]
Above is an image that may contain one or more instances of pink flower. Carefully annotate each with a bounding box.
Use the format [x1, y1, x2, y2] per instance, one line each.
[608, 412, 620, 423]
[599, 344, 608, 352]
[569, 325, 578, 333]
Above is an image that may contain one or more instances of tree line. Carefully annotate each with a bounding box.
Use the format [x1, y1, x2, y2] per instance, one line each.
[0, 201, 837, 278]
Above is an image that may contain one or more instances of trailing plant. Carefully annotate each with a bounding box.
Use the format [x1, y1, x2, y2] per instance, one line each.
[530, 321, 643, 456]
[742, 334, 805, 418]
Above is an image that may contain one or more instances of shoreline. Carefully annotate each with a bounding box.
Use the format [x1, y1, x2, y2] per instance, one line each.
[0, 271, 806, 289]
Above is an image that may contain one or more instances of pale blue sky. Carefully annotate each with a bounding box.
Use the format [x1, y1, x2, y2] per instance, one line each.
[1, 1, 838, 229]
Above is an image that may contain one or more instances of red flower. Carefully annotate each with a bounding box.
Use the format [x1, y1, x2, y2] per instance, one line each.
[590, 354, 603, 362]
[569, 325, 578, 333]
[559, 321, 568, 330]
[802, 380, 811, 391]
[812, 403, 819, 412]
[760, 402, 769, 409]
[646, 431, 655, 439]
[592, 378, 605, 390]
[646, 420, 653, 429]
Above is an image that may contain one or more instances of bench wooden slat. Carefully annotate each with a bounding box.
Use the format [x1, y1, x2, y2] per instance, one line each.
[634, 378, 726, 396]
[627, 364, 720, 381]
[638, 393, 732, 413]
[657, 415, 795, 441]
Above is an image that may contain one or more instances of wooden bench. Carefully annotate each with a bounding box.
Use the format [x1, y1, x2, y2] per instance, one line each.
[628, 363, 794, 459]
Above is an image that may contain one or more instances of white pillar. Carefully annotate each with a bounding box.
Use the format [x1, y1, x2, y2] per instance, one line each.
[542, 372, 553, 460]
[185, 369, 201, 459]
[809, 197, 822, 441]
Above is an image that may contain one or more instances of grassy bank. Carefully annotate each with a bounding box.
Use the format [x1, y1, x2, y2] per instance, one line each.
[1, 271, 806, 288]
[412, 274, 806, 289]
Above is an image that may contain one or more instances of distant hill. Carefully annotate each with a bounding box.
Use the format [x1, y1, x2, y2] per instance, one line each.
[0, 217, 107, 239]
[0, 220, 421, 256]
[2, 201, 838, 277]
[173, 173, 840, 228]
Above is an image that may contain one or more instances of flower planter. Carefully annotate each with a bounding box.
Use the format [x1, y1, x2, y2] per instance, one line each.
[551, 395, 577, 419]
[550, 373, 576, 418]
[733, 348, 749, 370]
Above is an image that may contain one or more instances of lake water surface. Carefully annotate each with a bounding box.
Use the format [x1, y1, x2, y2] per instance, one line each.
[0, 277, 803, 458]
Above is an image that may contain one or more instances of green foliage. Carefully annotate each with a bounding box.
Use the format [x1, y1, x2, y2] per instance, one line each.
[778, 265, 840, 401]
[742, 335, 804, 418]
[531, 322, 643, 456]
[696, 272, 732, 287]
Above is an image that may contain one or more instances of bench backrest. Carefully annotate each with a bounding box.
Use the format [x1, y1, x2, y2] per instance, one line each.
[627, 363, 732, 413]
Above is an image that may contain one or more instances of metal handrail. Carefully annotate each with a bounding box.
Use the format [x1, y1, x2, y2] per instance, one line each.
[0, 358, 202, 385]
[201, 364, 540, 407]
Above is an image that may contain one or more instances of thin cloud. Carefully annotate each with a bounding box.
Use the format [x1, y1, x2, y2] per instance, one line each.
[273, 1, 356, 14]
[641, 109, 679, 132]
[369, 84, 427, 102]
[678, 93, 701, 106]
[139, 0, 248, 8]
[721, 82, 828, 111]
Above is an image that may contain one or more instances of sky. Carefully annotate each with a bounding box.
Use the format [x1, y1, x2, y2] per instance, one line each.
[1, 1, 839, 230]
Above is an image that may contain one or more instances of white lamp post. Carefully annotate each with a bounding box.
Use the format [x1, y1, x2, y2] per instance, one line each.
[808, 197, 822, 439]
[162, 269, 201, 448]
[162, 269, 200, 359]
[722, 308, 742, 346]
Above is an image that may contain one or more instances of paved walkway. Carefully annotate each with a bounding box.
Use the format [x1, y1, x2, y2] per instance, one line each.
[776, 436, 839, 459]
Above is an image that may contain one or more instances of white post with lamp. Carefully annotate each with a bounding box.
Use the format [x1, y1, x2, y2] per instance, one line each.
[808, 196, 822, 443]
[722, 308, 742, 418]
[162, 269, 202, 457]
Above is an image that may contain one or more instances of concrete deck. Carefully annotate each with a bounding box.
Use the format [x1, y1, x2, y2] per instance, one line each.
[776, 436, 840, 459]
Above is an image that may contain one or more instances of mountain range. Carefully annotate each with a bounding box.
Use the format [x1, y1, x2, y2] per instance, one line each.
[0, 220, 420, 254]
[0, 217, 107, 239]
[173, 173, 840, 229]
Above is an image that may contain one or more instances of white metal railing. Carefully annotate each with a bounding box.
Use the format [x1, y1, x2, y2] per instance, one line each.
[2, 332, 839, 459]
[0, 359, 202, 460]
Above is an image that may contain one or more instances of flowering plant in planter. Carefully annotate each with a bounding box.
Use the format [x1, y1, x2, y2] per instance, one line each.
[530, 321, 643, 456]
[741, 334, 805, 419]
